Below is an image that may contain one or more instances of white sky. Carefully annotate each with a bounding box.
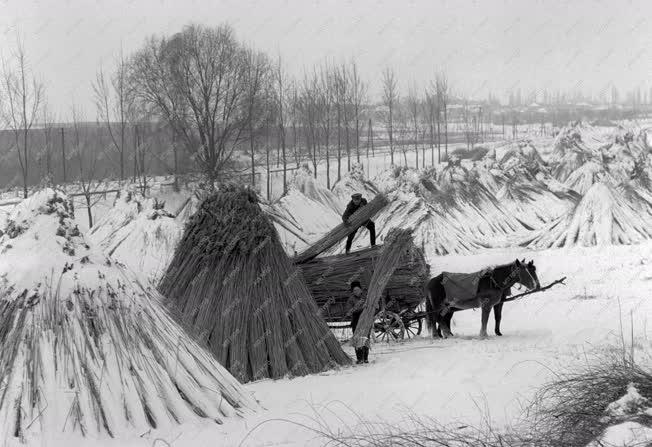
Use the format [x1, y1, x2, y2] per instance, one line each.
[2, 0, 652, 120]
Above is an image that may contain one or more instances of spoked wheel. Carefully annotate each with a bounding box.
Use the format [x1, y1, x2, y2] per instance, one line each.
[403, 316, 423, 339]
[373, 310, 405, 342]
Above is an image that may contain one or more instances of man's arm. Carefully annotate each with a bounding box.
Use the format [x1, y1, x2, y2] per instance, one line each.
[342, 202, 354, 222]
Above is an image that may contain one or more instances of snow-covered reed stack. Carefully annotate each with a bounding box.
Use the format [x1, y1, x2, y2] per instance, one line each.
[290, 163, 342, 213]
[0, 189, 258, 442]
[520, 182, 652, 248]
[159, 185, 351, 383]
[520, 122, 652, 248]
[90, 191, 183, 285]
[331, 162, 380, 207]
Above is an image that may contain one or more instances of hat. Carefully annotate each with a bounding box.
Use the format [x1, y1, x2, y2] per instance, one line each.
[350, 280, 362, 291]
[351, 193, 362, 199]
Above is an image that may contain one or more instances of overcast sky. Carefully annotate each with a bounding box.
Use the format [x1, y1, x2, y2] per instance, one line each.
[2, 0, 651, 120]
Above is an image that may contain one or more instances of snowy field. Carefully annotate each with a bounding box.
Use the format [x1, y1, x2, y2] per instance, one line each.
[21, 241, 652, 447]
[2, 120, 652, 446]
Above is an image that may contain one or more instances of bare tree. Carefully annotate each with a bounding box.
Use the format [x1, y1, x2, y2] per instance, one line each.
[395, 100, 410, 166]
[436, 73, 449, 159]
[128, 24, 251, 188]
[275, 55, 289, 195]
[93, 49, 132, 181]
[349, 60, 366, 164]
[243, 48, 271, 189]
[340, 64, 351, 172]
[289, 82, 301, 168]
[334, 65, 344, 181]
[132, 120, 160, 197]
[298, 71, 320, 179]
[1, 37, 44, 198]
[407, 84, 420, 169]
[71, 105, 103, 228]
[425, 85, 438, 165]
[381, 67, 398, 165]
[318, 65, 334, 188]
[39, 101, 56, 183]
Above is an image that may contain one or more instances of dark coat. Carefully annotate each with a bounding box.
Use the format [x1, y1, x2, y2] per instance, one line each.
[346, 292, 367, 315]
[342, 198, 368, 222]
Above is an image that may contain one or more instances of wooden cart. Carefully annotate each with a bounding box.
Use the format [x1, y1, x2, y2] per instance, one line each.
[297, 245, 430, 342]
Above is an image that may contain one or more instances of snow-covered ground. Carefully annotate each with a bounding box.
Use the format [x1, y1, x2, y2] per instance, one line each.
[18, 240, 651, 447]
[3, 121, 652, 446]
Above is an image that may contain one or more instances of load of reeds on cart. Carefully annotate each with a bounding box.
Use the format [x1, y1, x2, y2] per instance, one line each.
[292, 194, 431, 342]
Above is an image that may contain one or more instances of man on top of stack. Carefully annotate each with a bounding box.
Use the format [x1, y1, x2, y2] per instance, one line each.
[342, 193, 376, 254]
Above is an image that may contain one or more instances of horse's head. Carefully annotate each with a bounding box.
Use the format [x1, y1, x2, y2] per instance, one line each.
[514, 259, 540, 290]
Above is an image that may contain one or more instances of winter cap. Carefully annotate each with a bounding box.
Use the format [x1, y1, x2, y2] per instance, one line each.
[350, 280, 362, 290]
[351, 193, 362, 199]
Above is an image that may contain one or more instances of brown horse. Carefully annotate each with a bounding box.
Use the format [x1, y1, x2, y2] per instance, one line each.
[425, 259, 540, 338]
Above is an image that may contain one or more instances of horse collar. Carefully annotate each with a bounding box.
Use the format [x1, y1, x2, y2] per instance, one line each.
[490, 262, 518, 291]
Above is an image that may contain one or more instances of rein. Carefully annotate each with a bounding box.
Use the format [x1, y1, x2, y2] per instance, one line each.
[490, 261, 538, 293]
[488, 262, 518, 292]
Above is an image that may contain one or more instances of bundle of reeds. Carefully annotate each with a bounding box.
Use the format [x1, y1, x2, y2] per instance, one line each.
[292, 193, 388, 264]
[298, 245, 429, 322]
[159, 185, 351, 383]
[0, 189, 258, 441]
[350, 228, 419, 348]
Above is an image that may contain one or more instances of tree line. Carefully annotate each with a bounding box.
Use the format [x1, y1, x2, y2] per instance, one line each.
[0, 23, 460, 202]
[3, 22, 644, 204]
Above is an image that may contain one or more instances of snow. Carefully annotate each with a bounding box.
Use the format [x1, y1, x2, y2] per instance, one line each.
[4, 121, 652, 446]
[564, 161, 614, 194]
[88, 190, 185, 285]
[22, 239, 651, 447]
[589, 422, 652, 446]
[331, 162, 380, 207]
[0, 189, 259, 442]
[290, 163, 342, 213]
[604, 384, 650, 418]
[522, 182, 652, 248]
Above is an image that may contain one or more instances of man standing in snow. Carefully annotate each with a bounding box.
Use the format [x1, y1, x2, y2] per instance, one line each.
[342, 193, 376, 254]
[346, 280, 370, 364]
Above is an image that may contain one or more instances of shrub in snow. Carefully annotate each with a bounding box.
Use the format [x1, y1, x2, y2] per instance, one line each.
[603, 383, 650, 420]
[522, 348, 652, 447]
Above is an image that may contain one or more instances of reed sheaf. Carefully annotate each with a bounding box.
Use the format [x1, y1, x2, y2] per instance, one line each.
[350, 228, 419, 348]
[292, 193, 388, 264]
[298, 245, 429, 321]
[158, 185, 351, 383]
[0, 189, 258, 442]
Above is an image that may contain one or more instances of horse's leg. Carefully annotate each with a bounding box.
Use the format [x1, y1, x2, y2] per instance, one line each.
[445, 312, 454, 337]
[480, 304, 491, 338]
[493, 302, 504, 336]
[440, 311, 454, 338]
[426, 275, 446, 339]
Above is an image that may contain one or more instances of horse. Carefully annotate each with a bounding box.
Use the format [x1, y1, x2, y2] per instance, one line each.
[425, 259, 540, 338]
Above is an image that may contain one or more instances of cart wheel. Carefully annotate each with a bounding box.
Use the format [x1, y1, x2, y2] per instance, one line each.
[373, 310, 405, 342]
[404, 316, 423, 339]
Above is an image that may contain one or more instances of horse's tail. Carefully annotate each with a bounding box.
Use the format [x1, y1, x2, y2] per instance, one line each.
[425, 283, 437, 335]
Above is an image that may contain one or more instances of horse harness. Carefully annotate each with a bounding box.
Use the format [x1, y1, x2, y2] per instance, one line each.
[487, 261, 534, 295]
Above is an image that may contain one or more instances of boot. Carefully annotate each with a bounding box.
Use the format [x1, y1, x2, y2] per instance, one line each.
[362, 346, 369, 363]
[355, 348, 363, 364]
